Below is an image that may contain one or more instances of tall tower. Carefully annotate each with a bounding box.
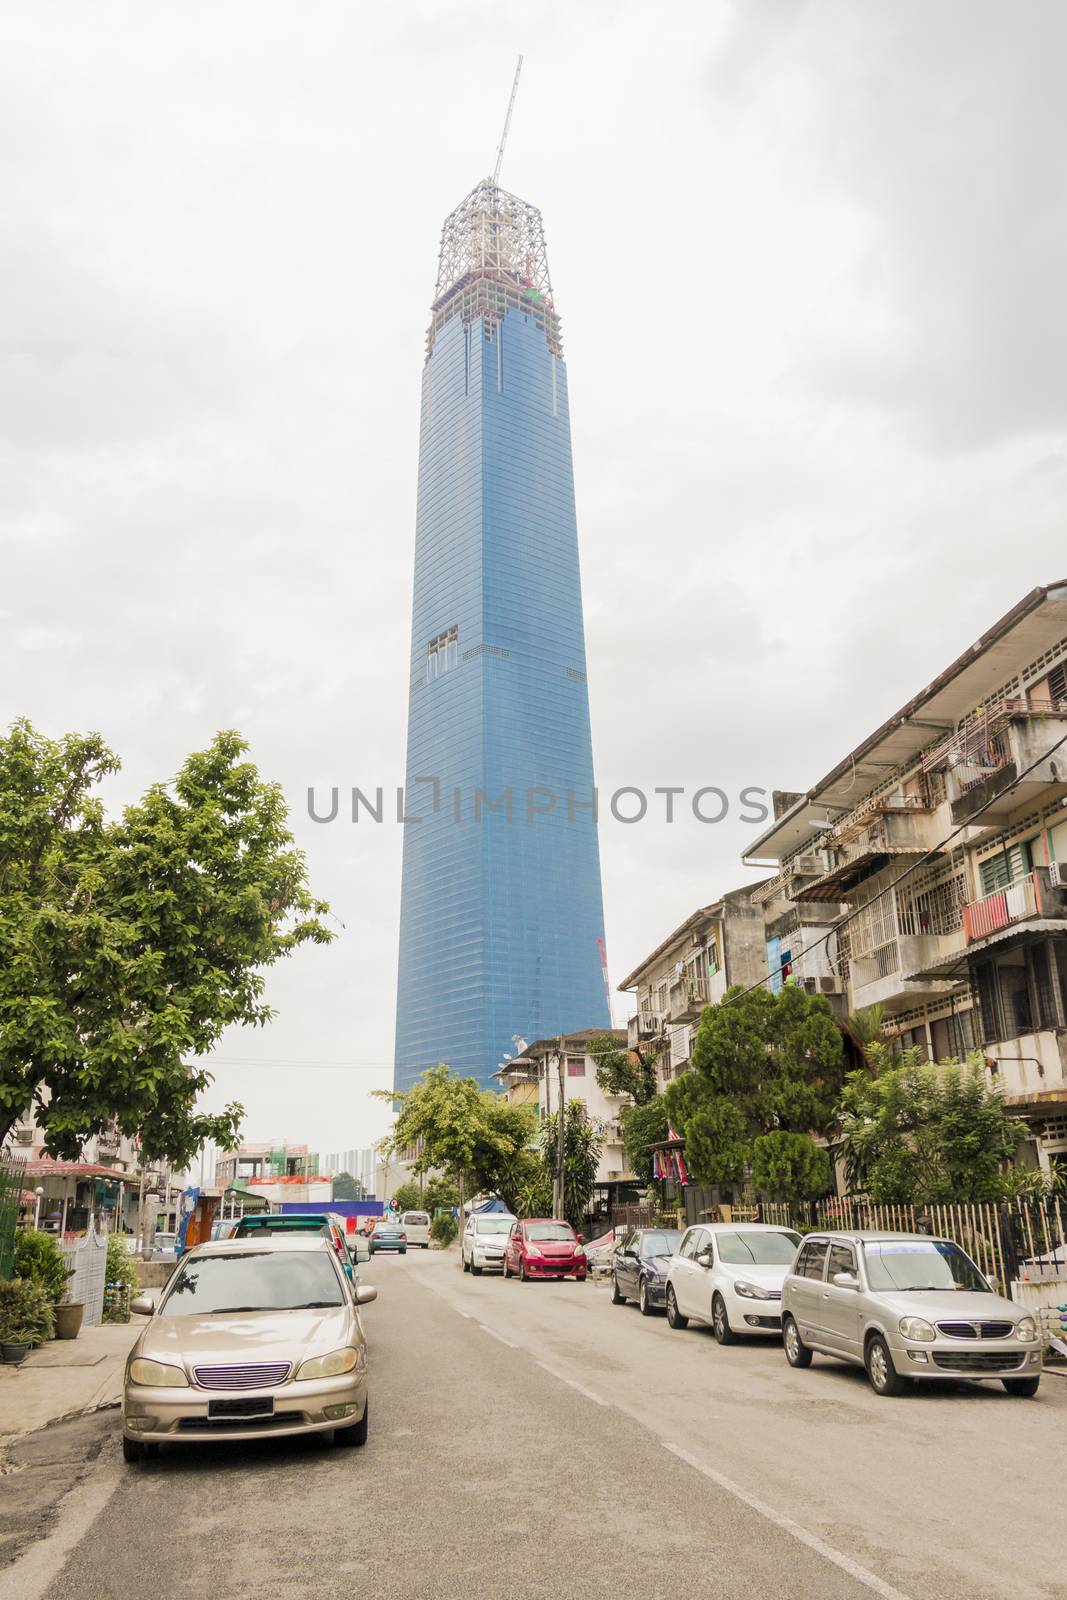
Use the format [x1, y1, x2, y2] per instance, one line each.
[393, 179, 611, 1094]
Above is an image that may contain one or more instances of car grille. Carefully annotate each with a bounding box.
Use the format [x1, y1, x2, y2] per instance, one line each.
[931, 1351, 1025, 1373]
[935, 1320, 1015, 1340]
[192, 1362, 292, 1391]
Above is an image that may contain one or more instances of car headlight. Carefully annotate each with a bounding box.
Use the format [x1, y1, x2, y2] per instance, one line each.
[898, 1317, 936, 1342]
[296, 1347, 359, 1381]
[128, 1357, 188, 1388]
[734, 1279, 772, 1300]
[1015, 1316, 1038, 1343]
[526, 1246, 542, 1258]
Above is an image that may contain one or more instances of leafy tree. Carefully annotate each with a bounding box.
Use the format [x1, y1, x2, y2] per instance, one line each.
[391, 1180, 422, 1213]
[377, 1065, 537, 1218]
[331, 1172, 366, 1203]
[663, 984, 845, 1189]
[423, 1175, 459, 1215]
[843, 1004, 886, 1069]
[430, 1214, 458, 1248]
[750, 1131, 832, 1201]
[837, 1046, 1026, 1203]
[589, 1034, 658, 1104]
[620, 1096, 669, 1186]
[0, 723, 332, 1165]
[105, 1234, 140, 1319]
[528, 1102, 603, 1231]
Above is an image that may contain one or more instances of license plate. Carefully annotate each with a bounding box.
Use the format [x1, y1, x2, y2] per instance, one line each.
[208, 1396, 274, 1419]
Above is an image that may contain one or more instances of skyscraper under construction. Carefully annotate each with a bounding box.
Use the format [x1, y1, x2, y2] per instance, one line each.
[393, 177, 611, 1094]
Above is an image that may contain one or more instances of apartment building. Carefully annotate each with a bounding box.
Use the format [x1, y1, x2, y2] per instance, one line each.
[617, 886, 771, 1084]
[503, 1029, 638, 1197]
[745, 581, 1067, 1171]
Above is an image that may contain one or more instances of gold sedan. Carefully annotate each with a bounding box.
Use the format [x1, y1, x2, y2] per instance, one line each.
[123, 1235, 377, 1462]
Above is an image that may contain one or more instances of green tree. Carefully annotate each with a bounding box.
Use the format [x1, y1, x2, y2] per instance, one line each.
[391, 1180, 422, 1213]
[423, 1175, 459, 1215]
[528, 1102, 603, 1231]
[620, 1096, 669, 1186]
[750, 1131, 832, 1201]
[837, 1046, 1026, 1202]
[663, 984, 845, 1189]
[378, 1065, 538, 1219]
[589, 1034, 658, 1104]
[13, 1230, 73, 1304]
[0, 723, 332, 1165]
[331, 1172, 366, 1203]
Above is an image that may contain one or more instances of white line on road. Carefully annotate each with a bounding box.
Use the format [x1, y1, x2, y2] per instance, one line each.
[479, 1325, 518, 1348]
[663, 1442, 914, 1600]
[535, 1361, 609, 1407]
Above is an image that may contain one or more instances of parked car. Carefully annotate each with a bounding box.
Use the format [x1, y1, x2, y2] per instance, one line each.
[231, 1212, 354, 1278]
[781, 1231, 1044, 1397]
[610, 1228, 684, 1315]
[122, 1236, 377, 1462]
[150, 1232, 179, 1263]
[462, 1211, 516, 1274]
[399, 1211, 432, 1248]
[665, 1223, 802, 1341]
[503, 1219, 587, 1281]
[369, 1221, 407, 1255]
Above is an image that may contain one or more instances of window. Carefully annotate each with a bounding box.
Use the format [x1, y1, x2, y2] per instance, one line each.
[827, 1243, 856, 1279]
[679, 1229, 706, 1260]
[716, 1230, 801, 1265]
[426, 626, 459, 682]
[566, 1057, 586, 1078]
[161, 1250, 344, 1316]
[795, 1239, 829, 1280]
[979, 841, 1032, 896]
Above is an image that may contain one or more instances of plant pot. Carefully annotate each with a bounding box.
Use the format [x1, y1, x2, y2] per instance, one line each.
[1, 1342, 30, 1365]
[55, 1302, 84, 1341]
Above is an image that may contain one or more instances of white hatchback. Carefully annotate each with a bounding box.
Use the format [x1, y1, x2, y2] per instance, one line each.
[462, 1211, 516, 1274]
[399, 1211, 432, 1248]
[665, 1223, 802, 1342]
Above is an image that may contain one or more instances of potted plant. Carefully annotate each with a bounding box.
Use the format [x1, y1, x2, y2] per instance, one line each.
[14, 1229, 77, 1333]
[0, 1278, 55, 1363]
[54, 1297, 85, 1340]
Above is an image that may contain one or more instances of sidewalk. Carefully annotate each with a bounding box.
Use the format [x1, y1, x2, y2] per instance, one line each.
[0, 1318, 145, 1449]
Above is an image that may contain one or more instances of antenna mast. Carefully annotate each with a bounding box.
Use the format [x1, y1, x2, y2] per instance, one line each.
[492, 54, 523, 188]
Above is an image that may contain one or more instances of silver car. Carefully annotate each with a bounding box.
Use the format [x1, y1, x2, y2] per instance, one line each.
[781, 1230, 1043, 1397]
[123, 1236, 377, 1461]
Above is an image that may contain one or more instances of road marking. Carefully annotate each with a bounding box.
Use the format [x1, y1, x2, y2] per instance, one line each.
[479, 1325, 517, 1348]
[0, 1435, 122, 1600]
[535, 1361, 609, 1407]
[663, 1443, 914, 1600]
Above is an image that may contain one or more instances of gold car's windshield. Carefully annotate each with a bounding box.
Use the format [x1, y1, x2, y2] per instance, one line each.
[161, 1251, 345, 1316]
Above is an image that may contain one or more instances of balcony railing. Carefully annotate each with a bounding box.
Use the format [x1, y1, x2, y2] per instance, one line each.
[963, 867, 1067, 944]
[668, 980, 708, 1022]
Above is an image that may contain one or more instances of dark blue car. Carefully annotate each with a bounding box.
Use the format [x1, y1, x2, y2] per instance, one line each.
[610, 1228, 684, 1315]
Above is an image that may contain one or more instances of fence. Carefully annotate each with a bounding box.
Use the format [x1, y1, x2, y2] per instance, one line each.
[0, 1154, 28, 1280]
[748, 1195, 1067, 1293]
[61, 1229, 108, 1326]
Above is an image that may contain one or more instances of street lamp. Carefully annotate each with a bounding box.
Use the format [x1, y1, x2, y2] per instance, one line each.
[33, 1186, 45, 1229]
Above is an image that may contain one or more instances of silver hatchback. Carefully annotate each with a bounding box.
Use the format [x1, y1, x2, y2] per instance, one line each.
[781, 1231, 1043, 1397]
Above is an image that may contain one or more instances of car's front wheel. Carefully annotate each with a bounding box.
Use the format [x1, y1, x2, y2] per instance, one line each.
[712, 1293, 737, 1345]
[336, 1399, 369, 1447]
[666, 1286, 688, 1330]
[504, 1259, 513, 1278]
[638, 1281, 654, 1317]
[865, 1333, 908, 1397]
[122, 1436, 158, 1464]
[1003, 1376, 1041, 1397]
[462, 1254, 470, 1272]
[471, 1262, 483, 1276]
[783, 1315, 812, 1368]
[519, 1260, 528, 1282]
[610, 1273, 624, 1305]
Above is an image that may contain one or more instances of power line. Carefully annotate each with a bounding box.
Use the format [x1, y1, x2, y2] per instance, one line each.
[728, 724, 1067, 1006]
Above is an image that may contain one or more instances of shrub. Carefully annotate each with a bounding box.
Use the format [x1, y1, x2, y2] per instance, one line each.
[0, 1277, 56, 1346]
[104, 1234, 140, 1321]
[13, 1230, 74, 1304]
[430, 1214, 458, 1248]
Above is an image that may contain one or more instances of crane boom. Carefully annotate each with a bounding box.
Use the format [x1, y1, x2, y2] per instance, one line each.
[492, 55, 524, 188]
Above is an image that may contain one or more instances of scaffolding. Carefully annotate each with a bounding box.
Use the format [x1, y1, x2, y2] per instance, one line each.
[428, 179, 562, 360]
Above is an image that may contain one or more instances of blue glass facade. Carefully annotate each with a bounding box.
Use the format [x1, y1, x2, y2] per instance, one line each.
[394, 189, 611, 1093]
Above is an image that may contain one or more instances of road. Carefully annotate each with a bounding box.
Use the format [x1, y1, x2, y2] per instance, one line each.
[4, 1248, 1066, 1600]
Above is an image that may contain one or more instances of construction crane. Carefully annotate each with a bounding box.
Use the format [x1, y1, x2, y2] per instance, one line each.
[492, 54, 523, 188]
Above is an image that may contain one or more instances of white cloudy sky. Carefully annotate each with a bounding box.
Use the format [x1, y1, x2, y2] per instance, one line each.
[3, 0, 1063, 1159]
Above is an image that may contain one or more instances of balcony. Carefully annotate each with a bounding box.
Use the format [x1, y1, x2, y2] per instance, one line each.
[668, 978, 709, 1022]
[795, 812, 940, 903]
[849, 934, 964, 1012]
[949, 706, 1067, 831]
[626, 1012, 665, 1051]
[963, 867, 1067, 945]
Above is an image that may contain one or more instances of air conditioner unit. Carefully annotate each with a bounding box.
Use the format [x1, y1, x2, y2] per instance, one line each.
[800, 977, 817, 995]
[793, 851, 829, 877]
[690, 932, 703, 949]
[1049, 862, 1066, 887]
[14, 1128, 32, 1146]
[818, 975, 844, 995]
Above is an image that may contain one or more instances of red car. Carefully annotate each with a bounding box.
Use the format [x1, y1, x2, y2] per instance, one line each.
[503, 1219, 587, 1281]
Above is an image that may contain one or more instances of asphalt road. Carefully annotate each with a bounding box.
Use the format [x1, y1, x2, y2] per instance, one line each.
[4, 1249, 1066, 1600]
